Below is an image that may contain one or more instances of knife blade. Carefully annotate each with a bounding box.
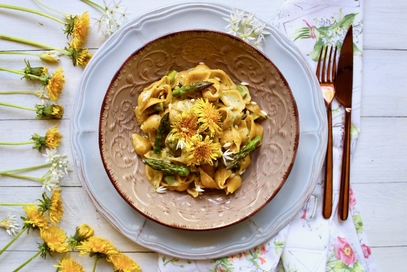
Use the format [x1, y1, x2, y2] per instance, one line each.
[335, 25, 353, 220]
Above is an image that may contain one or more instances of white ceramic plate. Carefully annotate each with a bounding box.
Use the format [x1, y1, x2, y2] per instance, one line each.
[71, 2, 326, 259]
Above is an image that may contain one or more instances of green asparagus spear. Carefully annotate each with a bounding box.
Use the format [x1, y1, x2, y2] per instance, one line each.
[226, 136, 262, 170]
[172, 81, 214, 97]
[236, 84, 248, 98]
[142, 158, 190, 176]
[153, 112, 170, 154]
[166, 70, 177, 84]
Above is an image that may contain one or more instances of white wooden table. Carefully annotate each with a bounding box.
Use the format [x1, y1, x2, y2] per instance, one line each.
[0, 0, 406, 271]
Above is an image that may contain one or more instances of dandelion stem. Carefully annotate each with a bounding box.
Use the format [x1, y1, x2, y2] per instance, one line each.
[0, 90, 41, 96]
[12, 249, 41, 272]
[0, 34, 65, 53]
[0, 203, 38, 206]
[0, 51, 41, 57]
[33, 0, 65, 17]
[92, 257, 98, 272]
[0, 4, 65, 24]
[0, 162, 52, 174]
[0, 101, 36, 112]
[81, 0, 105, 11]
[0, 172, 41, 182]
[0, 226, 26, 255]
[0, 66, 43, 81]
[0, 141, 35, 146]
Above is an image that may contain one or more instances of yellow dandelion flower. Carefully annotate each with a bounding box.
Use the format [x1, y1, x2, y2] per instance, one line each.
[51, 104, 64, 119]
[77, 48, 93, 67]
[76, 236, 119, 258]
[193, 98, 223, 137]
[66, 12, 90, 49]
[23, 206, 49, 230]
[107, 253, 141, 272]
[46, 67, 65, 101]
[171, 110, 199, 141]
[186, 134, 222, 165]
[49, 189, 64, 223]
[40, 225, 69, 253]
[45, 126, 63, 149]
[54, 258, 85, 272]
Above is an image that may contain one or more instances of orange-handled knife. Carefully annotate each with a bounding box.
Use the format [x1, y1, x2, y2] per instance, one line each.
[335, 25, 354, 221]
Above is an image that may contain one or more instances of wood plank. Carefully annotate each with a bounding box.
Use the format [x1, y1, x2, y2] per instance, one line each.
[362, 50, 407, 117]
[364, 0, 407, 49]
[351, 117, 407, 183]
[352, 182, 407, 247]
[370, 247, 407, 272]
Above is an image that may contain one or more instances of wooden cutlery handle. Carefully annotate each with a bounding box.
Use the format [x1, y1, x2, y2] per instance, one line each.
[339, 110, 352, 220]
[323, 107, 334, 219]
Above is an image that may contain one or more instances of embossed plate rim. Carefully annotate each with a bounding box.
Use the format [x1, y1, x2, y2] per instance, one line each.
[70, 2, 327, 259]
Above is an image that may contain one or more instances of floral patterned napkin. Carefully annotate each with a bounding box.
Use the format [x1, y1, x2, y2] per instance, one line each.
[158, 0, 377, 271]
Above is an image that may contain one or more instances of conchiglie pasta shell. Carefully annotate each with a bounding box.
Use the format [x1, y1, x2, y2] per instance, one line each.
[145, 165, 163, 188]
[238, 155, 251, 174]
[220, 90, 245, 112]
[244, 114, 258, 142]
[254, 123, 264, 139]
[214, 167, 233, 189]
[209, 69, 236, 90]
[201, 79, 221, 101]
[225, 175, 242, 194]
[218, 107, 234, 130]
[246, 103, 267, 119]
[131, 133, 152, 156]
[220, 127, 242, 153]
[140, 114, 161, 144]
[184, 69, 211, 84]
[166, 175, 195, 191]
[199, 168, 218, 189]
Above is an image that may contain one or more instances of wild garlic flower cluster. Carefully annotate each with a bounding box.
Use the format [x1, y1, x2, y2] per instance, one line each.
[41, 149, 70, 191]
[92, 0, 129, 37]
[224, 9, 269, 51]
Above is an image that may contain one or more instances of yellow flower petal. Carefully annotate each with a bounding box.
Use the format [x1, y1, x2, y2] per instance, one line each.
[23, 206, 49, 230]
[46, 67, 65, 101]
[54, 258, 85, 272]
[193, 98, 223, 137]
[49, 189, 64, 223]
[40, 225, 69, 253]
[45, 126, 63, 149]
[107, 253, 141, 272]
[186, 134, 222, 165]
[69, 12, 90, 49]
[76, 236, 119, 257]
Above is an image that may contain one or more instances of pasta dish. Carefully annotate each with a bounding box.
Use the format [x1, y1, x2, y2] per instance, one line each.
[131, 63, 267, 197]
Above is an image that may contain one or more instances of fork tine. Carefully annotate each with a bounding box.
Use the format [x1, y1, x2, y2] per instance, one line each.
[322, 47, 328, 83]
[327, 46, 333, 82]
[316, 46, 324, 80]
[332, 46, 338, 82]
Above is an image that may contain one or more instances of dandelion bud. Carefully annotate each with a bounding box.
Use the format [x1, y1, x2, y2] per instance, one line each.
[35, 103, 64, 119]
[39, 51, 60, 63]
[23, 59, 48, 77]
[76, 224, 94, 240]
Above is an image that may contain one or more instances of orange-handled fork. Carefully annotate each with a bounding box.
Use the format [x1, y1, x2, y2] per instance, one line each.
[316, 45, 338, 219]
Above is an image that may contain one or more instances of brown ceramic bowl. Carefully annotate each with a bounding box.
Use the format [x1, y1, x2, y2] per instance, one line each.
[99, 30, 299, 231]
